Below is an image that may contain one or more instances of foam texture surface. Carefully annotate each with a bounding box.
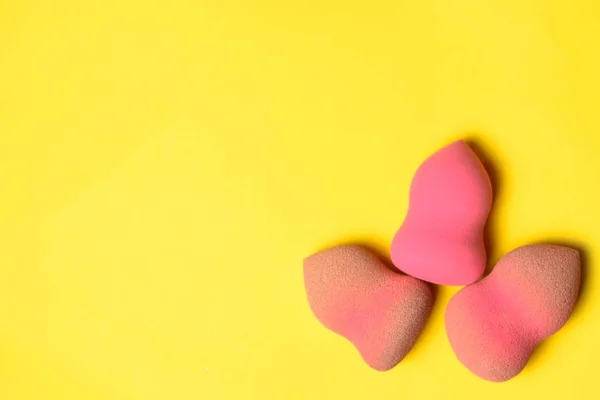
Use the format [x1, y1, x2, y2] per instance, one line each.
[304, 245, 433, 371]
[390, 140, 492, 285]
[445, 244, 581, 382]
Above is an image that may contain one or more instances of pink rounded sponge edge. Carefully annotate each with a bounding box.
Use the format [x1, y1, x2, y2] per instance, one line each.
[304, 245, 434, 371]
[390, 140, 492, 286]
[445, 244, 581, 382]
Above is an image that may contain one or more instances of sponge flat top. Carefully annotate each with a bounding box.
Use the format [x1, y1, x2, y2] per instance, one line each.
[391, 140, 492, 285]
[304, 245, 433, 371]
[445, 244, 581, 382]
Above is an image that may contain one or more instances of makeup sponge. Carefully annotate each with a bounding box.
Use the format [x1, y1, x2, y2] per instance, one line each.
[390, 140, 492, 285]
[304, 245, 433, 371]
[445, 244, 581, 382]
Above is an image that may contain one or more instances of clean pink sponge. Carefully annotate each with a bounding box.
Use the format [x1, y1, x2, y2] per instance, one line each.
[390, 140, 492, 285]
[445, 244, 581, 382]
[304, 245, 433, 371]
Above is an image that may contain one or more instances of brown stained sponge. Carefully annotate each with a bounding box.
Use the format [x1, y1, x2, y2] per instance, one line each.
[445, 244, 581, 382]
[304, 245, 433, 371]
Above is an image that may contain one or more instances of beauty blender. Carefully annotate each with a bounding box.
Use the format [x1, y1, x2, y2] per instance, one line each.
[390, 140, 492, 285]
[304, 245, 433, 371]
[445, 244, 581, 382]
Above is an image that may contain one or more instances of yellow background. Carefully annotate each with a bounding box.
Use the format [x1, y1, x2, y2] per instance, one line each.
[0, 1, 598, 398]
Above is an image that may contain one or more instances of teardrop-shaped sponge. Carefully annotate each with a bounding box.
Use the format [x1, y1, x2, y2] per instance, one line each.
[304, 245, 433, 371]
[390, 140, 492, 285]
[445, 244, 581, 382]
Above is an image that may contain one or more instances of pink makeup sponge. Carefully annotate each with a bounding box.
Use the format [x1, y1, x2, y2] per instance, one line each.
[445, 244, 581, 382]
[390, 140, 492, 285]
[304, 245, 433, 371]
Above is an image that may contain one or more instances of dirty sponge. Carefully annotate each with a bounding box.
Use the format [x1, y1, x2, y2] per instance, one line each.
[390, 140, 492, 285]
[445, 244, 581, 382]
[304, 245, 433, 371]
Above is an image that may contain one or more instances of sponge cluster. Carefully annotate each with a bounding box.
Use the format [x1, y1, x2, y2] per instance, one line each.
[303, 139, 581, 380]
